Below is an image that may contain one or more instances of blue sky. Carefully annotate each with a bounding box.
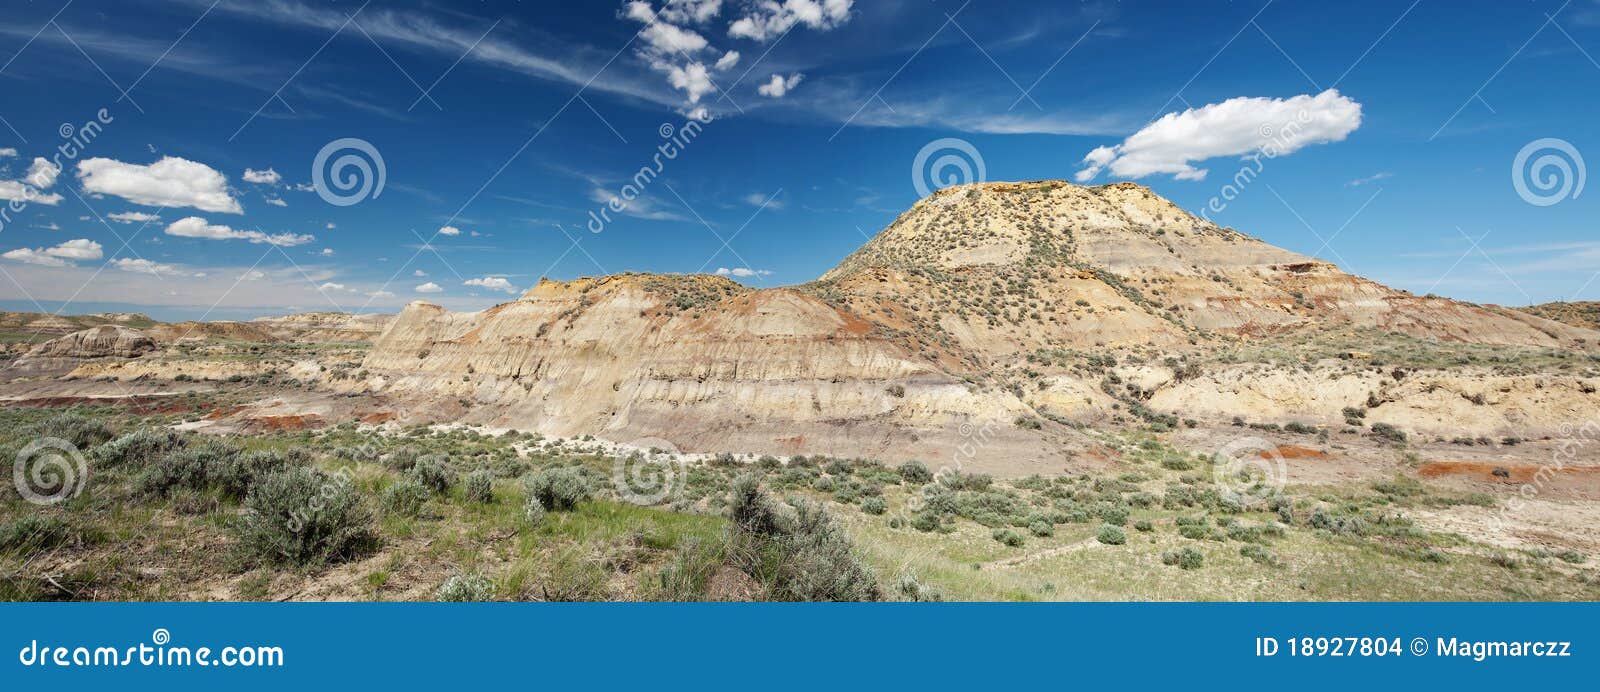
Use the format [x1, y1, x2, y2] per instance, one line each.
[0, 0, 1597, 321]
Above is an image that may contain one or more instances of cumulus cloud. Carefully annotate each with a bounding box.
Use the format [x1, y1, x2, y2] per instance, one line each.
[757, 72, 803, 98]
[319, 248, 335, 256]
[242, 167, 282, 184]
[1074, 89, 1363, 182]
[25, 158, 61, 189]
[437, 225, 462, 236]
[77, 156, 243, 213]
[1, 238, 104, 267]
[729, 0, 853, 41]
[620, 1, 846, 105]
[622, 1, 723, 104]
[414, 281, 443, 293]
[714, 266, 772, 277]
[0, 156, 65, 206]
[464, 276, 518, 294]
[108, 211, 161, 224]
[413, 269, 428, 277]
[0, 148, 15, 158]
[111, 258, 187, 277]
[165, 216, 314, 246]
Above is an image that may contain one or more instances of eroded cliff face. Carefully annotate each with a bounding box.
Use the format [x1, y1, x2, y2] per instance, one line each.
[358, 180, 1600, 460]
[359, 275, 1053, 470]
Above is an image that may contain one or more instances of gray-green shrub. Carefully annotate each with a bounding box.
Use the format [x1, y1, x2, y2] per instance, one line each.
[464, 469, 494, 503]
[235, 467, 375, 566]
[524, 467, 591, 511]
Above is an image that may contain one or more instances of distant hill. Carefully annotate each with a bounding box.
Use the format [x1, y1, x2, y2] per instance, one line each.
[1519, 301, 1600, 331]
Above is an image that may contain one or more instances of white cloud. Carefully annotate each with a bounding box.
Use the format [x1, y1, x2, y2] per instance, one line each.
[0, 156, 64, 206]
[437, 225, 462, 236]
[714, 49, 739, 71]
[464, 276, 519, 294]
[714, 266, 772, 278]
[108, 211, 161, 224]
[623, 1, 721, 104]
[2, 238, 104, 267]
[742, 191, 783, 208]
[242, 167, 282, 184]
[25, 158, 61, 189]
[265, 197, 288, 207]
[1075, 89, 1363, 182]
[319, 248, 335, 256]
[642, 20, 710, 53]
[414, 281, 443, 293]
[757, 72, 803, 98]
[1347, 172, 1393, 187]
[240, 270, 266, 281]
[77, 156, 243, 213]
[413, 269, 428, 277]
[42, 238, 103, 261]
[662, 0, 724, 24]
[0, 148, 15, 158]
[318, 282, 347, 292]
[729, 0, 853, 41]
[664, 61, 715, 103]
[111, 257, 187, 276]
[367, 290, 395, 299]
[165, 216, 314, 246]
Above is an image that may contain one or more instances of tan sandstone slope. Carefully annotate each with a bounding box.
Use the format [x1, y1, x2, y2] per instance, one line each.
[355, 181, 1599, 467]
